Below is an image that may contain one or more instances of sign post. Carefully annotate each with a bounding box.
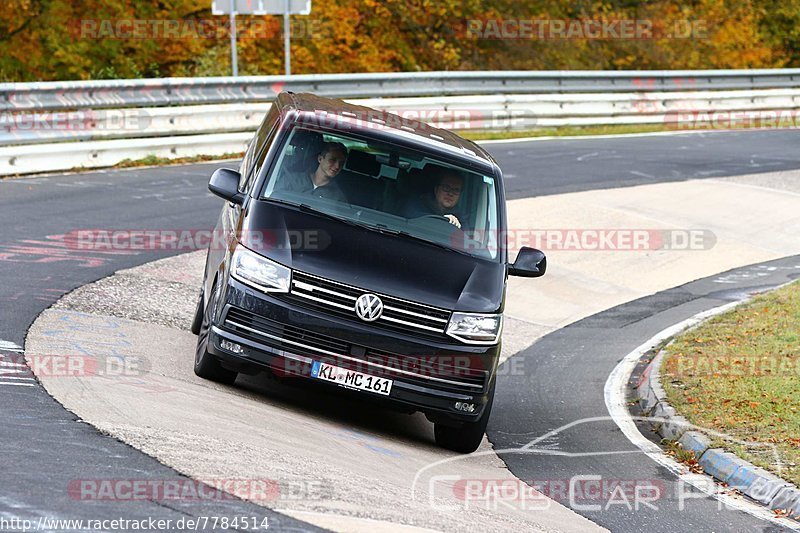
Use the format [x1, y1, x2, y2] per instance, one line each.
[229, 0, 238, 77]
[212, 0, 312, 77]
[283, 0, 291, 76]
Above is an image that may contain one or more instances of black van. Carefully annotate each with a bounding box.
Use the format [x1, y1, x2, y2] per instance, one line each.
[192, 93, 546, 453]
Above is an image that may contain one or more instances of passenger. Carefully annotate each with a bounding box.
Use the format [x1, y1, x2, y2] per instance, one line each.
[277, 141, 348, 202]
[403, 169, 466, 228]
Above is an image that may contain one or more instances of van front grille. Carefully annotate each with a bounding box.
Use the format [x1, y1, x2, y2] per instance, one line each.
[273, 270, 452, 339]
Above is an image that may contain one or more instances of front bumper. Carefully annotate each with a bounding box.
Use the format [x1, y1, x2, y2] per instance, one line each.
[208, 278, 499, 423]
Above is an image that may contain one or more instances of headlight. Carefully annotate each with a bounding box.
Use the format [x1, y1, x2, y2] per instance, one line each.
[446, 312, 503, 344]
[231, 245, 291, 293]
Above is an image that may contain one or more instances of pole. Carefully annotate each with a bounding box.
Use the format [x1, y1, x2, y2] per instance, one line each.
[229, 0, 238, 76]
[283, 0, 291, 76]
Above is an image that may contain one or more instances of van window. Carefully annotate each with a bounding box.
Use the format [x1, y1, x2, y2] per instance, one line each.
[260, 127, 501, 261]
[240, 104, 280, 193]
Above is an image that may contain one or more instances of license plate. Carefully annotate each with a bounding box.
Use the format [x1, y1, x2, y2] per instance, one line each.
[311, 361, 392, 396]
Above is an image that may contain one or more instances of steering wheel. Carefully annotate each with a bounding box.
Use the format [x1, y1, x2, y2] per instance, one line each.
[416, 214, 450, 222]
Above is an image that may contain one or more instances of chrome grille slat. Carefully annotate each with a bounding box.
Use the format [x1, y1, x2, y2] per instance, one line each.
[291, 289, 355, 312]
[382, 304, 449, 323]
[380, 315, 444, 332]
[283, 270, 451, 336]
[293, 280, 357, 301]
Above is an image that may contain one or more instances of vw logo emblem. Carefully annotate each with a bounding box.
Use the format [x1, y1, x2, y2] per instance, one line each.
[355, 293, 383, 322]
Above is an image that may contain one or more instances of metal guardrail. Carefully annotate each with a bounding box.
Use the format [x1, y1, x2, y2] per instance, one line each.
[0, 133, 252, 176]
[3, 69, 800, 111]
[3, 89, 800, 146]
[2, 69, 800, 176]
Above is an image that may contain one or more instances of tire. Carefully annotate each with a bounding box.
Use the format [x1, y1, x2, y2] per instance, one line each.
[190, 292, 204, 335]
[434, 381, 495, 454]
[194, 283, 238, 385]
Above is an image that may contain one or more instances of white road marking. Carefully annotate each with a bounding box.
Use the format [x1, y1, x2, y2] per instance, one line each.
[604, 300, 800, 530]
[0, 381, 36, 387]
[695, 169, 726, 176]
[629, 170, 656, 179]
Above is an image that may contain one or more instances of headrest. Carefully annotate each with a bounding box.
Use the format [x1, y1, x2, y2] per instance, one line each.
[345, 150, 381, 176]
[290, 129, 323, 148]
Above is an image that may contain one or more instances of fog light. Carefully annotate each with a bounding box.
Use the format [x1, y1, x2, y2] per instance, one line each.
[221, 340, 243, 354]
[454, 402, 476, 413]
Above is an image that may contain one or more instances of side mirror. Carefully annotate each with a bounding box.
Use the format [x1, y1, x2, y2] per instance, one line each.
[509, 247, 546, 278]
[208, 168, 244, 205]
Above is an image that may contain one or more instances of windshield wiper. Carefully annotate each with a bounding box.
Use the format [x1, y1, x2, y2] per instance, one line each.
[353, 222, 474, 257]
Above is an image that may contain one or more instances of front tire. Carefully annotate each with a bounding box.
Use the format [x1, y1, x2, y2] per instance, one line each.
[194, 283, 238, 385]
[190, 292, 204, 335]
[434, 381, 495, 453]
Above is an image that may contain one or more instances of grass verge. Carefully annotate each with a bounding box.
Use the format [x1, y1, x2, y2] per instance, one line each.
[78, 152, 246, 173]
[460, 123, 677, 141]
[460, 120, 790, 141]
[112, 152, 245, 169]
[661, 281, 800, 486]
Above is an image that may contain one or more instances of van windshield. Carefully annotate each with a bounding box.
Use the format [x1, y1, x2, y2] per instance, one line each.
[260, 127, 501, 261]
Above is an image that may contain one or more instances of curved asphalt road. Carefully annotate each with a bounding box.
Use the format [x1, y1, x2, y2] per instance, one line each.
[495, 129, 800, 199]
[488, 256, 800, 532]
[1, 129, 799, 530]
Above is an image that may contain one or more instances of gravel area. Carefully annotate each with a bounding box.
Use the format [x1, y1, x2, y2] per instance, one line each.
[54, 251, 205, 330]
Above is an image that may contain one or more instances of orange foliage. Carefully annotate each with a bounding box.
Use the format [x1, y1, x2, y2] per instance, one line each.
[0, 0, 796, 82]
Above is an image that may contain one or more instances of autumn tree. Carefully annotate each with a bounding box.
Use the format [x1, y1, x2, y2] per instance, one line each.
[0, 0, 797, 82]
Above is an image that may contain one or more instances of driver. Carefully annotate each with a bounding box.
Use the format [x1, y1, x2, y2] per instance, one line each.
[403, 169, 465, 228]
[277, 141, 348, 202]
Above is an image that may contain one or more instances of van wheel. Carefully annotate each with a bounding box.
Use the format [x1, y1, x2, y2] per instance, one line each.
[194, 284, 238, 385]
[190, 292, 204, 335]
[434, 382, 495, 454]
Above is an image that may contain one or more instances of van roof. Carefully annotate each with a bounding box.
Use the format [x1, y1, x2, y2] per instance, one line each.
[275, 92, 498, 169]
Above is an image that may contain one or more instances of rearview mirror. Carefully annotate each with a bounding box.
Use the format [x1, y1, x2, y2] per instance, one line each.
[509, 247, 546, 277]
[208, 168, 244, 205]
